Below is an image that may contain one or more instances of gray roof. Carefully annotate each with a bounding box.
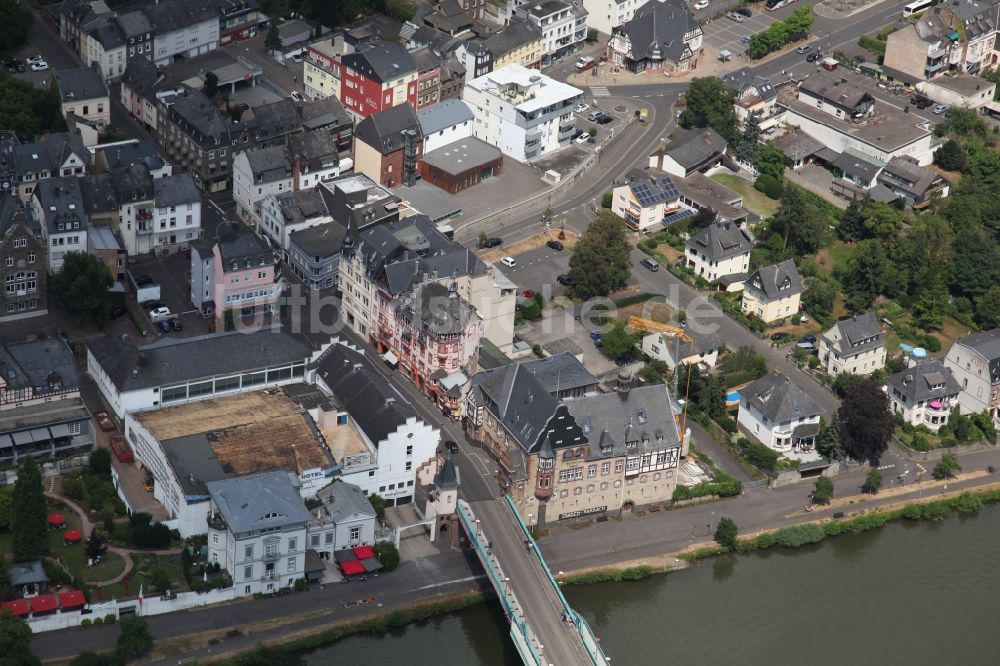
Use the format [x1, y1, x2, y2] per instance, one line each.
[887, 360, 961, 404]
[316, 481, 377, 523]
[116, 9, 153, 38]
[121, 55, 161, 96]
[79, 173, 118, 214]
[417, 99, 473, 136]
[624, 168, 679, 207]
[687, 221, 753, 262]
[8, 560, 47, 587]
[216, 221, 275, 272]
[665, 128, 727, 171]
[97, 139, 165, 172]
[342, 41, 416, 83]
[394, 281, 477, 335]
[142, 0, 218, 35]
[879, 156, 942, 198]
[272, 188, 330, 224]
[745, 259, 802, 301]
[420, 138, 501, 175]
[772, 128, 824, 162]
[208, 471, 312, 534]
[475, 353, 596, 398]
[826, 312, 884, 356]
[85, 17, 124, 50]
[0, 195, 42, 238]
[563, 385, 683, 460]
[355, 103, 420, 156]
[799, 72, 872, 110]
[520, 0, 570, 19]
[298, 95, 353, 132]
[0, 339, 79, 393]
[86, 331, 313, 392]
[476, 361, 568, 453]
[88, 225, 120, 251]
[721, 67, 776, 101]
[614, 0, 699, 64]
[33, 177, 86, 234]
[247, 98, 300, 143]
[434, 458, 459, 489]
[833, 148, 884, 182]
[11, 132, 90, 180]
[289, 222, 347, 259]
[479, 19, 542, 59]
[956, 329, 1000, 384]
[154, 173, 199, 208]
[53, 66, 109, 103]
[244, 145, 292, 182]
[315, 343, 430, 447]
[287, 129, 340, 171]
[167, 89, 243, 148]
[109, 164, 153, 201]
[742, 373, 824, 422]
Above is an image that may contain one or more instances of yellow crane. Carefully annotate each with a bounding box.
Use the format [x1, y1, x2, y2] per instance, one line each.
[626, 316, 695, 442]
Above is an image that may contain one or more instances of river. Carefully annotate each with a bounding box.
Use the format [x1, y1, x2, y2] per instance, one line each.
[304, 507, 1000, 665]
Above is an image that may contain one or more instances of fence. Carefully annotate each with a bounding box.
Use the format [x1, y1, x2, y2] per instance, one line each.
[891, 435, 998, 462]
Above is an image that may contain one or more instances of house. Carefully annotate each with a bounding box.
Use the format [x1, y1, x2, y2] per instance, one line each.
[297, 95, 355, 153]
[463, 64, 582, 163]
[884, 2, 999, 82]
[582, 0, 649, 37]
[353, 103, 423, 188]
[307, 481, 378, 559]
[8, 561, 48, 598]
[151, 173, 202, 254]
[610, 169, 682, 231]
[245, 98, 304, 148]
[216, 0, 260, 44]
[120, 56, 179, 133]
[411, 46, 443, 110]
[146, 0, 220, 66]
[340, 213, 516, 353]
[513, 0, 588, 67]
[86, 330, 320, 419]
[832, 148, 885, 194]
[641, 328, 720, 370]
[418, 99, 474, 153]
[918, 74, 995, 109]
[256, 188, 331, 257]
[0, 338, 94, 468]
[876, 156, 950, 208]
[287, 221, 347, 291]
[819, 313, 886, 376]
[456, 19, 543, 82]
[3, 131, 92, 204]
[53, 67, 111, 130]
[741, 259, 802, 324]
[209, 222, 279, 324]
[649, 128, 729, 178]
[93, 139, 171, 178]
[684, 221, 753, 284]
[608, 0, 702, 76]
[673, 172, 746, 224]
[465, 367, 685, 527]
[81, 17, 126, 82]
[887, 360, 961, 431]
[319, 173, 402, 234]
[314, 341, 441, 505]
[0, 201, 47, 321]
[87, 226, 125, 281]
[116, 10, 155, 67]
[127, 387, 334, 536]
[944, 329, 1000, 426]
[207, 471, 311, 595]
[721, 67, 779, 126]
[737, 373, 825, 457]
[30, 177, 88, 274]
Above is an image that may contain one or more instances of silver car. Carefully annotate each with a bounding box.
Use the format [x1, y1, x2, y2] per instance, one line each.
[726, 12, 744, 22]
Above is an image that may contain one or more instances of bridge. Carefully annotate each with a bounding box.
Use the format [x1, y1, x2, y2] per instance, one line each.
[457, 498, 609, 665]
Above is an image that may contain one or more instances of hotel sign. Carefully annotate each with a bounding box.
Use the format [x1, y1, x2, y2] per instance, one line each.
[559, 506, 607, 520]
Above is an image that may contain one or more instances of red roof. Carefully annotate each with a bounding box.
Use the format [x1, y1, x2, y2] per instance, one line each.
[353, 545, 375, 560]
[1, 600, 29, 617]
[58, 590, 86, 609]
[48, 514, 66, 525]
[339, 559, 366, 575]
[30, 594, 58, 614]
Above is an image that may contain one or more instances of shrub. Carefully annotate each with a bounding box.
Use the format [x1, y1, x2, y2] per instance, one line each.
[754, 173, 783, 199]
[736, 437, 779, 473]
[955, 491, 982, 514]
[921, 501, 952, 521]
[774, 523, 825, 548]
[902, 503, 923, 520]
[294, 578, 308, 592]
[601, 192, 612, 208]
[808, 356, 820, 369]
[823, 521, 843, 536]
[373, 542, 401, 572]
[104, 614, 116, 624]
[81, 619, 92, 628]
[93, 617, 103, 626]
[753, 532, 776, 549]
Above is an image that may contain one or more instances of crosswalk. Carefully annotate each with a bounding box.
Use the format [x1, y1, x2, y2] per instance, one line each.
[590, 86, 610, 97]
[878, 463, 895, 471]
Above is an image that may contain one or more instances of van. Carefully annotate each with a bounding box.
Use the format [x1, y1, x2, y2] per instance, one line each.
[575, 56, 594, 70]
[500, 256, 516, 268]
[641, 258, 659, 272]
[587, 109, 604, 122]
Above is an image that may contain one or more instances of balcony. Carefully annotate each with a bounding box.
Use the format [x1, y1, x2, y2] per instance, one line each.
[136, 224, 153, 235]
[263, 549, 279, 561]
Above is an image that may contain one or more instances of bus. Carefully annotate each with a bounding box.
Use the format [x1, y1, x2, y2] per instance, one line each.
[903, 0, 933, 17]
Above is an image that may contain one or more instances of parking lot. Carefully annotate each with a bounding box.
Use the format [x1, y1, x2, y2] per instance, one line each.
[130, 252, 213, 339]
[701, 10, 779, 58]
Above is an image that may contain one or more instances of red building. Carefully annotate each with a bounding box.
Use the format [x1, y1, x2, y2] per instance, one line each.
[305, 40, 419, 120]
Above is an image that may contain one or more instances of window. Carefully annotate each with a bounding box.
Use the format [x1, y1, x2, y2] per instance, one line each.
[287, 556, 296, 572]
[558, 468, 584, 483]
[325, 532, 333, 544]
[601, 462, 610, 475]
[405, 461, 412, 471]
[212, 533, 219, 544]
[288, 537, 297, 551]
[245, 545, 254, 559]
[244, 565, 253, 579]
[265, 543, 277, 559]
[4, 257, 10, 267]
[588, 465, 596, 477]
[311, 534, 319, 547]
[350, 526, 360, 541]
[69, 422, 81, 435]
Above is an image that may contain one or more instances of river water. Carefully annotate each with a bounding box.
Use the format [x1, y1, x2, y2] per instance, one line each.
[305, 507, 1000, 665]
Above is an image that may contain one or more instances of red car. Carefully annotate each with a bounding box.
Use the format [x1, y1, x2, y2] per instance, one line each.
[522, 289, 535, 299]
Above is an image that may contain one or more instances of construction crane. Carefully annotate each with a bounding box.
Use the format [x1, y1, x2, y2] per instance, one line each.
[626, 316, 695, 445]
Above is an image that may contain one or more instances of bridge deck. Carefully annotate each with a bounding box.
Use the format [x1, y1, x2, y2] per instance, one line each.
[470, 499, 593, 666]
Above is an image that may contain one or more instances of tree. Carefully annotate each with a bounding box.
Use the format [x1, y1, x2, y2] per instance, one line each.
[52, 252, 114, 321]
[0, 611, 39, 666]
[949, 227, 1000, 301]
[0, 77, 67, 141]
[817, 416, 845, 460]
[679, 77, 739, 144]
[838, 195, 868, 242]
[86, 530, 107, 562]
[12, 456, 46, 562]
[638, 359, 669, 384]
[714, 517, 739, 551]
[719, 346, 768, 381]
[735, 113, 761, 164]
[812, 476, 834, 505]
[933, 451, 961, 480]
[831, 372, 863, 399]
[0, 486, 12, 532]
[149, 567, 172, 594]
[568, 210, 631, 299]
[911, 268, 948, 331]
[753, 142, 787, 182]
[840, 240, 888, 312]
[373, 541, 400, 572]
[802, 276, 836, 320]
[862, 201, 903, 241]
[768, 186, 825, 255]
[115, 616, 153, 662]
[0, 0, 31, 55]
[837, 379, 895, 464]
[599, 321, 639, 360]
[934, 138, 967, 172]
[976, 286, 1000, 329]
[89, 448, 112, 478]
[864, 468, 883, 495]
[368, 493, 386, 524]
[127, 512, 171, 549]
[203, 71, 219, 98]
[265, 23, 282, 53]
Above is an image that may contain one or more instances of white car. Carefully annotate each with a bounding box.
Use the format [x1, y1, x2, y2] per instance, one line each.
[575, 132, 591, 144]
[726, 12, 744, 22]
[500, 256, 516, 268]
[148, 306, 171, 319]
[932, 104, 948, 115]
[26, 55, 44, 64]
[694, 0, 709, 8]
[289, 91, 304, 102]
[30, 61, 48, 72]
[574, 102, 590, 113]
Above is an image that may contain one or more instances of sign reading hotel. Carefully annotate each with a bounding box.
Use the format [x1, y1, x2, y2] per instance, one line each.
[559, 506, 607, 520]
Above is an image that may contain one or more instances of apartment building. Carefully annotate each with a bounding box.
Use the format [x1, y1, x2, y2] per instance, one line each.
[819, 313, 887, 377]
[944, 329, 1000, 425]
[741, 259, 803, 324]
[353, 103, 423, 187]
[456, 18, 543, 82]
[53, 67, 111, 131]
[683, 221, 753, 284]
[737, 373, 825, 458]
[887, 360, 961, 431]
[1, 131, 91, 204]
[0, 202, 47, 321]
[30, 178, 88, 274]
[147, 0, 220, 66]
[514, 0, 588, 67]
[610, 169, 682, 231]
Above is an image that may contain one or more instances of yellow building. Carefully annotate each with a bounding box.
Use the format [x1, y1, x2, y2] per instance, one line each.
[741, 259, 803, 324]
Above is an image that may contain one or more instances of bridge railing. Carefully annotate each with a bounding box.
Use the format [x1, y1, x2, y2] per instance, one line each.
[503, 496, 611, 666]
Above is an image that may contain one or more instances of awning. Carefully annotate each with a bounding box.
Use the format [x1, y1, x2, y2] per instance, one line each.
[793, 423, 821, 439]
[0, 434, 12, 450]
[64, 529, 83, 542]
[353, 545, 375, 560]
[334, 549, 357, 563]
[49, 424, 72, 438]
[339, 559, 365, 575]
[30, 594, 58, 614]
[48, 514, 66, 526]
[58, 590, 85, 609]
[360, 557, 383, 573]
[12, 431, 32, 445]
[30, 428, 51, 443]
[382, 351, 398, 366]
[0, 599, 29, 616]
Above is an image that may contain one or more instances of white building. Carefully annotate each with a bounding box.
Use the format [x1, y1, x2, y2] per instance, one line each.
[306, 481, 378, 560]
[463, 64, 582, 162]
[257, 188, 335, 254]
[944, 329, 1000, 425]
[147, 0, 220, 66]
[683, 221, 753, 283]
[152, 173, 201, 253]
[30, 177, 88, 274]
[53, 67, 111, 130]
[819, 313, 887, 377]
[582, 0, 646, 38]
[514, 0, 588, 67]
[610, 169, 683, 231]
[417, 99, 475, 153]
[641, 329, 720, 370]
[886, 360, 961, 432]
[82, 18, 127, 82]
[737, 373, 825, 458]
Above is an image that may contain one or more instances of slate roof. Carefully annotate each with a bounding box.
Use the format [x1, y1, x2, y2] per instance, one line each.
[355, 214, 464, 279]
[563, 385, 683, 460]
[956, 329, 1000, 384]
[244, 145, 291, 183]
[154, 173, 200, 208]
[480, 18, 542, 59]
[289, 222, 347, 258]
[11, 132, 90, 180]
[477, 361, 566, 452]
[53, 67, 109, 103]
[687, 221, 753, 262]
[8, 561, 47, 587]
[315, 342, 432, 447]
[142, 0, 219, 35]
[272, 189, 330, 224]
[474, 353, 597, 397]
[0, 339, 79, 392]
[772, 128, 824, 163]
[665, 128, 727, 171]
[167, 89, 242, 148]
[85, 17, 125, 51]
[79, 173, 118, 214]
[33, 177, 86, 235]
[721, 67, 776, 100]
[825, 312, 884, 356]
[298, 94, 352, 132]
[286, 129, 340, 171]
[342, 41, 416, 84]
[745, 259, 802, 300]
[316, 481, 377, 523]
[887, 360, 961, 404]
[394, 281, 477, 335]
[833, 148, 885, 182]
[97, 139, 165, 172]
[355, 103, 420, 156]
[742, 373, 824, 422]
[417, 99, 473, 136]
[216, 222, 274, 272]
[116, 9, 152, 38]
[208, 471, 312, 534]
[247, 98, 300, 143]
[615, 0, 700, 63]
[109, 164, 153, 201]
[799, 72, 872, 110]
[120, 55, 161, 96]
[86, 331, 313, 392]
[0, 195, 42, 238]
[879, 156, 942, 198]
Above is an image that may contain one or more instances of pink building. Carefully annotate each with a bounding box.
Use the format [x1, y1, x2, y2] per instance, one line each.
[197, 223, 279, 327]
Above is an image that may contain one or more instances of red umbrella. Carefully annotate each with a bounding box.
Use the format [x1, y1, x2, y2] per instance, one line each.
[63, 529, 82, 543]
[48, 514, 65, 526]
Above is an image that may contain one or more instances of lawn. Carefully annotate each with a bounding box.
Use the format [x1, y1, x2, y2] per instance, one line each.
[814, 242, 854, 277]
[95, 553, 188, 601]
[711, 173, 780, 219]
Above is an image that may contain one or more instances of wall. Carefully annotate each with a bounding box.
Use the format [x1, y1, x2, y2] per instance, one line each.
[62, 96, 110, 129]
[944, 345, 999, 418]
[741, 288, 800, 323]
[918, 79, 996, 109]
[338, 416, 440, 504]
[353, 139, 388, 186]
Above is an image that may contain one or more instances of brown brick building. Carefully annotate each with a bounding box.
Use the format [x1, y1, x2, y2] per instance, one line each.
[0, 200, 47, 321]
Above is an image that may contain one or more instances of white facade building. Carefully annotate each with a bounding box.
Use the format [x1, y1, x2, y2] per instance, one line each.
[514, 0, 588, 67]
[152, 173, 202, 253]
[819, 313, 887, 377]
[737, 373, 825, 458]
[149, 4, 220, 66]
[886, 360, 962, 432]
[463, 64, 582, 162]
[582, 0, 645, 37]
[944, 329, 1000, 425]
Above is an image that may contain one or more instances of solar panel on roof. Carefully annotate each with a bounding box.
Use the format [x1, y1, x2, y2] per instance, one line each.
[664, 209, 696, 225]
[656, 176, 679, 199]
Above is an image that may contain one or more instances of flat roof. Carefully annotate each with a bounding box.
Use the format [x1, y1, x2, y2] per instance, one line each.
[421, 138, 501, 174]
[165, 50, 261, 88]
[466, 64, 582, 113]
[925, 74, 994, 97]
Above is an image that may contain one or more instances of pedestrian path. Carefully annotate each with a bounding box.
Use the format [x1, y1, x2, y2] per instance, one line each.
[590, 86, 610, 96]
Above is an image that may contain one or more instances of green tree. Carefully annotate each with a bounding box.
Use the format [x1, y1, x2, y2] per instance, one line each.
[862, 201, 903, 241]
[837, 194, 868, 242]
[975, 286, 1000, 329]
[0, 0, 31, 55]
[600, 321, 639, 360]
[679, 77, 739, 144]
[265, 23, 282, 53]
[368, 493, 386, 524]
[934, 138, 967, 171]
[840, 240, 888, 312]
[714, 517, 739, 551]
[0, 77, 67, 141]
[817, 416, 845, 460]
[568, 210, 631, 299]
[837, 379, 895, 464]
[638, 359, 669, 384]
[12, 456, 46, 562]
[802, 276, 836, 321]
[0, 485, 12, 532]
[753, 142, 787, 182]
[373, 541, 400, 572]
[735, 113, 761, 164]
[812, 476, 834, 505]
[89, 448, 112, 478]
[115, 615, 153, 662]
[203, 71, 219, 98]
[769, 185, 825, 255]
[719, 346, 768, 381]
[949, 227, 1000, 300]
[149, 567, 172, 594]
[933, 451, 961, 480]
[0, 611, 39, 666]
[864, 468, 883, 495]
[52, 252, 114, 321]
[911, 268, 948, 331]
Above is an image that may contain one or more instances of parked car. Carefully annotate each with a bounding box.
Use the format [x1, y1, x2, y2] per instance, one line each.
[694, 0, 709, 8]
[156, 319, 171, 333]
[574, 102, 590, 113]
[575, 132, 592, 144]
[170, 317, 183, 331]
[289, 91, 304, 102]
[799, 335, 817, 343]
[932, 104, 948, 115]
[575, 56, 595, 70]
[586, 109, 604, 122]
[640, 257, 659, 271]
[482, 236, 503, 248]
[796, 340, 816, 350]
[726, 12, 744, 22]
[806, 52, 822, 62]
[735, 6, 752, 16]
[500, 256, 516, 268]
[148, 306, 171, 319]
[557, 273, 575, 285]
[141, 300, 165, 310]
[796, 45, 811, 54]
[25, 55, 43, 64]
[522, 289, 535, 299]
[912, 96, 933, 109]
[30, 61, 49, 71]
[445, 440, 459, 454]
[770, 331, 790, 341]
[855, 54, 867, 63]
[547, 239, 564, 251]
[595, 114, 613, 125]
[109, 306, 126, 320]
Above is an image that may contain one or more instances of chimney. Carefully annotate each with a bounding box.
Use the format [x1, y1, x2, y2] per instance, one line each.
[385, 397, 395, 408]
[292, 156, 302, 191]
